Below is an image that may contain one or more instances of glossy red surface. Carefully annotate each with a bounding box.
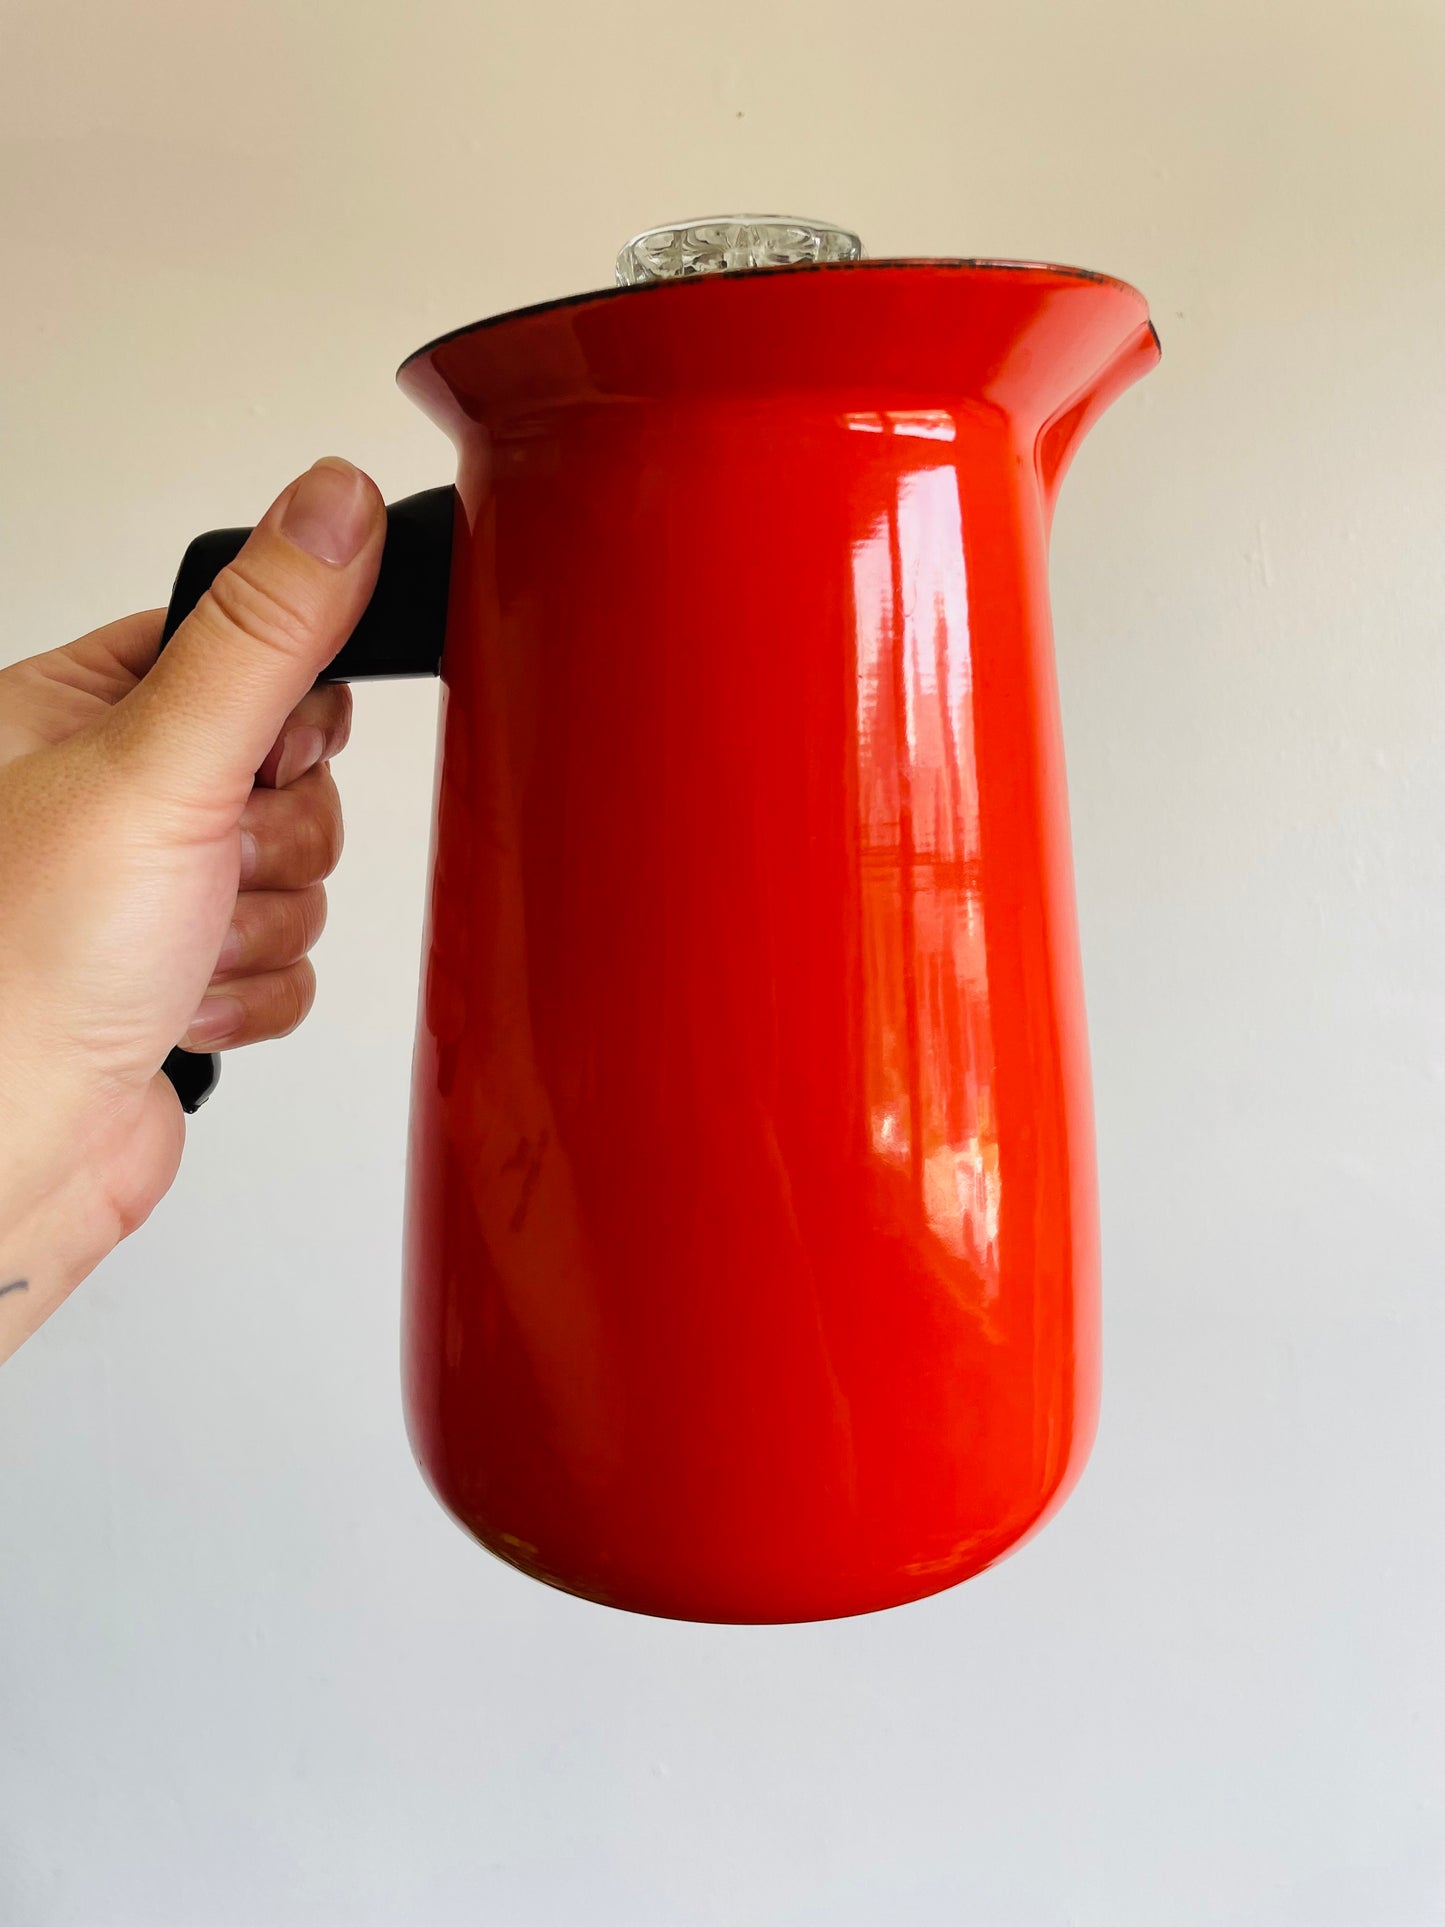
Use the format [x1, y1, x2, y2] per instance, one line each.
[397, 263, 1157, 1622]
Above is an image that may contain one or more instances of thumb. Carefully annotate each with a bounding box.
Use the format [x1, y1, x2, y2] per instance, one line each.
[112, 458, 385, 807]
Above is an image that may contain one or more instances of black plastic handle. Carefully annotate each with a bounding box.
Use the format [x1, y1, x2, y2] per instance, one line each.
[159, 485, 455, 1112]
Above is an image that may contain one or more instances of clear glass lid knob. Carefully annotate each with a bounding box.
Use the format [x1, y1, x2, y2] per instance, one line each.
[616, 216, 864, 286]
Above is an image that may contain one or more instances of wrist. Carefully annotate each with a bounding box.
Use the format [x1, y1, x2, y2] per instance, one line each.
[0, 1023, 86, 1203]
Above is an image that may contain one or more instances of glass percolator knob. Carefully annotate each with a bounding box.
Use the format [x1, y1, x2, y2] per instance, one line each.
[615, 216, 863, 286]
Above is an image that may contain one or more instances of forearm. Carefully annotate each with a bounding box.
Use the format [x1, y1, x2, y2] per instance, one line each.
[0, 1060, 126, 1364]
[0, 1171, 101, 1366]
[0, 1222, 92, 1365]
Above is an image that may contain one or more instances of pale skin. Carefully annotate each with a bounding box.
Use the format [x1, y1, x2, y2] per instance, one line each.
[0, 457, 386, 1364]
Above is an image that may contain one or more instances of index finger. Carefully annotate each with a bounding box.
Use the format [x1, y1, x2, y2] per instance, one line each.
[57, 608, 167, 688]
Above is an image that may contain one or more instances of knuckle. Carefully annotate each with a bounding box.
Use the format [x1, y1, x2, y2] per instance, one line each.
[315, 683, 351, 730]
[238, 889, 326, 971]
[301, 789, 344, 880]
[270, 885, 325, 960]
[300, 884, 329, 951]
[276, 892, 309, 961]
[265, 895, 307, 967]
[323, 686, 353, 754]
[271, 961, 316, 1037]
[289, 683, 347, 734]
[203, 554, 318, 659]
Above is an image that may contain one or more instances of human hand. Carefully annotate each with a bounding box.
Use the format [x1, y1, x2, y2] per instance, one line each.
[0, 457, 385, 1363]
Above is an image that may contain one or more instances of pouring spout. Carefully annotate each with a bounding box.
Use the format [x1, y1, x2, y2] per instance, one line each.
[1035, 318, 1161, 524]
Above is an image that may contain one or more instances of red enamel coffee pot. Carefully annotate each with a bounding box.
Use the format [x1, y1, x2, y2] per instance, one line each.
[163, 219, 1158, 1623]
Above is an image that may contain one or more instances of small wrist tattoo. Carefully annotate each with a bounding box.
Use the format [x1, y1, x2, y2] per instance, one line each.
[0, 1279, 30, 1300]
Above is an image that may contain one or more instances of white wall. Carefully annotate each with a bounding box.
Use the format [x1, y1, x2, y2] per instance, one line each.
[2, 2, 1443, 1921]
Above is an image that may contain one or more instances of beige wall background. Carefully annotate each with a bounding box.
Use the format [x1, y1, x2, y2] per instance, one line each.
[3, 3, 1443, 1923]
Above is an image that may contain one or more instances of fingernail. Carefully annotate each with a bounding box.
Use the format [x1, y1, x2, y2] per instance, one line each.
[275, 725, 326, 790]
[238, 827, 259, 882]
[216, 921, 243, 974]
[184, 995, 245, 1048]
[278, 457, 371, 566]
